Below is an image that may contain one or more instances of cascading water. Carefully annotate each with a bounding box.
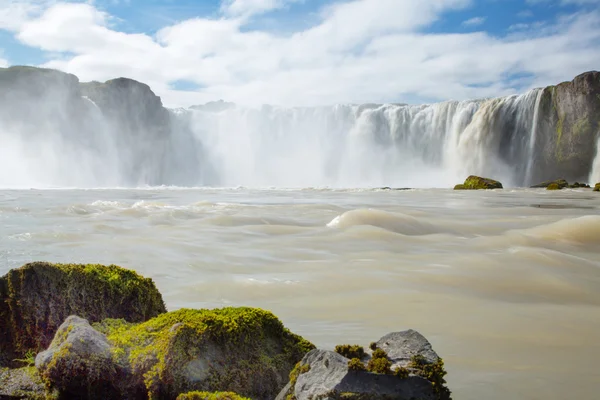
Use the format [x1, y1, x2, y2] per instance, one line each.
[589, 136, 600, 184]
[0, 81, 582, 188]
[183, 89, 545, 187]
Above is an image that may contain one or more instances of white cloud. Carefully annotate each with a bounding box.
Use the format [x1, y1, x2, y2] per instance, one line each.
[462, 16, 486, 26]
[2, 0, 600, 108]
[221, 0, 297, 17]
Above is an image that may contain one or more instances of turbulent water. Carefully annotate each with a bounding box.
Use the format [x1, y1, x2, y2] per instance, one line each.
[4, 85, 593, 188]
[1, 187, 599, 399]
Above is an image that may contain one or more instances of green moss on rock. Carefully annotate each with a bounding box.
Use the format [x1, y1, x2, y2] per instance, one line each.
[531, 179, 569, 189]
[0, 262, 166, 365]
[594, 183, 600, 192]
[546, 183, 561, 190]
[454, 176, 503, 190]
[334, 345, 365, 360]
[347, 358, 366, 371]
[408, 355, 451, 400]
[0, 366, 45, 399]
[98, 307, 314, 399]
[177, 391, 251, 400]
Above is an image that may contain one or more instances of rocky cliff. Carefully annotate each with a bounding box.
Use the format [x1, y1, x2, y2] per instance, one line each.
[534, 71, 600, 183]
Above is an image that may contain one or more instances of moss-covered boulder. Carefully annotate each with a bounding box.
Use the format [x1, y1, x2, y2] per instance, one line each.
[531, 179, 569, 189]
[453, 175, 503, 190]
[0, 262, 166, 365]
[36, 315, 131, 400]
[594, 183, 600, 192]
[0, 366, 45, 399]
[39, 307, 314, 400]
[276, 330, 450, 400]
[177, 392, 251, 400]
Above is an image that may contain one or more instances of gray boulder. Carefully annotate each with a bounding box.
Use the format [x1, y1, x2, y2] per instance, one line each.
[276, 329, 451, 400]
[35, 316, 127, 400]
[0, 366, 45, 399]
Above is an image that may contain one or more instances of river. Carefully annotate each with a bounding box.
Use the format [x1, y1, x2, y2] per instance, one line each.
[1, 187, 599, 399]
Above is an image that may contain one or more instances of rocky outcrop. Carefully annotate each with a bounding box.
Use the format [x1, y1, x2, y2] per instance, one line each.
[531, 179, 569, 189]
[533, 71, 600, 184]
[0, 262, 165, 365]
[35, 308, 313, 399]
[454, 175, 503, 190]
[276, 330, 451, 400]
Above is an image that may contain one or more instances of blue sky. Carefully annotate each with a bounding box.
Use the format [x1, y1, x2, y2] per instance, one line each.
[1, 0, 599, 107]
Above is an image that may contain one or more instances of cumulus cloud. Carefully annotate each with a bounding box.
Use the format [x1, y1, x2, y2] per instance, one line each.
[2, 0, 600, 107]
[462, 16, 486, 26]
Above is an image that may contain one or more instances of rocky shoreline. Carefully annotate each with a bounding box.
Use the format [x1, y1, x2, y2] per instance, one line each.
[0, 263, 452, 400]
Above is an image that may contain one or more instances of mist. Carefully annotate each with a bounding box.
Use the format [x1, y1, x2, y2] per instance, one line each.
[0, 67, 598, 189]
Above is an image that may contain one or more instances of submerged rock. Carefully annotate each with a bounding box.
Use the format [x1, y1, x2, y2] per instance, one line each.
[454, 175, 503, 190]
[531, 179, 569, 189]
[39, 308, 314, 399]
[0, 366, 45, 399]
[276, 329, 451, 400]
[0, 262, 166, 365]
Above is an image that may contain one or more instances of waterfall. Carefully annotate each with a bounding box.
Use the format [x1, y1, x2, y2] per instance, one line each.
[524, 90, 544, 184]
[0, 83, 581, 188]
[184, 90, 544, 187]
[589, 136, 600, 184]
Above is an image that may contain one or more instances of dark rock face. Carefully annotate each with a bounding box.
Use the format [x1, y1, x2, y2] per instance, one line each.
[533, 71, 600, 184]
[277, 330, 450, 400]
[0, 262, 166, 366]
[80, 79, 172, 185]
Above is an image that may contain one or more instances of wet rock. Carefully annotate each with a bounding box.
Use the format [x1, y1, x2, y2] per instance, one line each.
[0, 366, 45, 399]
[569, 182, 591, 188]
[0, 262, 166, 365]
[547, 183, 561, 190]
[454, 175, 503, 190]
[50, 307, 313, 399]
[531, 179, 569, 189]
[594, 183, 600, 192]
[35, 316, 126, 400]
[276, 330, 451, 400]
